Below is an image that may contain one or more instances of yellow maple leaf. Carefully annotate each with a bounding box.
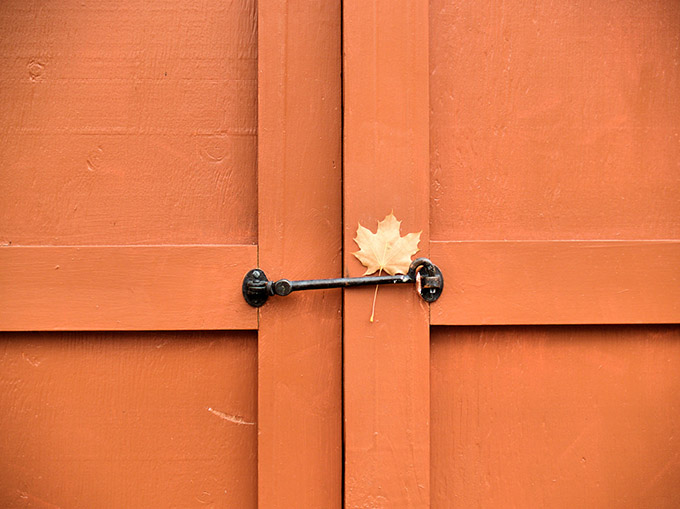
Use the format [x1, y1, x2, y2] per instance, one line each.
[353, 213, 421, 322]
[353, 213, 421, 275]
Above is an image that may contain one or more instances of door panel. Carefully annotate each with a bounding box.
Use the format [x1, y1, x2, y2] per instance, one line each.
[426, 1, 680, 507]
[432, 325, 680, 508]
[343, 0, 677, 504]
[2, 0, 343, 506]
[430, 0, 680, 241]
[0, 1, 264, 506]
[0, 331, 257, 507]
[0, 0, 257, 246]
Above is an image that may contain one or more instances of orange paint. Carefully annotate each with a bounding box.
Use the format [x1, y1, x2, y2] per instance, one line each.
[0, 0, 257, 246]
[1, 1, 260, 506]
[430, 0, 680, 241]
[0, 331, 257, 507]
[0, 245, 257, 331]
[431, 326, 680, 507]
[2, 0, 678, 505]
[344, 1, 430, 506]
[431, 241, 680, 325]
[343, 0, 678, 506]
[258, 0, 343, 507]
[427, 1, 680, 506]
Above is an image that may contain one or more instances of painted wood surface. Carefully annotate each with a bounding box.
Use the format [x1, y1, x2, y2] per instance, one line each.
[431, 241, 680, 325]
[0, 0, 257, 246]
[0, 1, 259, 506]
[427, 1, 680, 507]
[0, 331, 257, 507]
[430, 0, 680, 242]
[258, 1, 343, 506]
[344, 1, 430, 506]
[431, 325, 680, 508]
[0, 245, 257, 331]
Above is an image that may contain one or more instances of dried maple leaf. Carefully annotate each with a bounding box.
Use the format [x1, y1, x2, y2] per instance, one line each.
[353, 213, 421, 276]
[353, 213, 421, 322]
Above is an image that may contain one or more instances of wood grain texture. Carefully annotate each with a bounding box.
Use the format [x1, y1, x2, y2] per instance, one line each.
[0, 0, 257, 245]
[0, 245, 257, 330]
[430, 240, 680, 325]
[0, 331, 257, 508]
[430, 0, 680, 241]
[425, 3, 680, 507]
[258, 1, 343, 506]
[431, 325, 680, 508]
[1, 2, 260, 506]
[344, 1, 430, 505]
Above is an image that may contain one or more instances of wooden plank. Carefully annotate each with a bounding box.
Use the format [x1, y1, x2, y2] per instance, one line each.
[0, 330, 257, 507]
[431, 241, 680, 325]
[431, 325, 680, 507]
[344, 1, 430, 506]
[257, 1, 343, 507]
[430, 0, 680, 242]
[0, 1, 257, 247]
[0, 245, 257, 331]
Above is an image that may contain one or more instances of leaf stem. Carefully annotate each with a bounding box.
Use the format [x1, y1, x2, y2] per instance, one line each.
[369, 267, 383, 322]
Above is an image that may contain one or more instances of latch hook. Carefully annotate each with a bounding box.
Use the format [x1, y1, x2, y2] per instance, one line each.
[242, 257, 443, 307]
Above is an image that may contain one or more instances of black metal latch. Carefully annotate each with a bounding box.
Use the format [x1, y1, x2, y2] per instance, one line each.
[242, 257, 443, 307]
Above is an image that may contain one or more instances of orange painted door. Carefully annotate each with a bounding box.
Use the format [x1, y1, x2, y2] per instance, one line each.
[344, 1, 679, 507]
[1, 1, 341, 507]
[3, 1, 679, 507]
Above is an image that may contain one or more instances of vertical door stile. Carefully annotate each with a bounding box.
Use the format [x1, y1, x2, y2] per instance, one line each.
[344, 1, 431, 506]
[257, 1, 343, 507]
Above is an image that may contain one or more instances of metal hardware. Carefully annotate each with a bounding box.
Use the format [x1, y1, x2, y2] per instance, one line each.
[242, 257, 443, 307]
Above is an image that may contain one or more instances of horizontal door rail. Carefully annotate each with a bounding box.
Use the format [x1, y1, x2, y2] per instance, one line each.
[431, 240, 680, 325]
[3, 240, 677, 330]
[0, 245, 257, 331]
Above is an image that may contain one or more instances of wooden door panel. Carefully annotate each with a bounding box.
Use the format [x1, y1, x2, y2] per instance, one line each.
[0, 0, 257, 247]
[2, 0, 344, 505]
[424, 1, 680, 507]
[0, 0, 343, 505]
[0, 1, 265, 506]
[341, 0, 679, 506]
[0, 330, 257, 507]
[430, 0, 680, 242]
[431, 325, 680, 508]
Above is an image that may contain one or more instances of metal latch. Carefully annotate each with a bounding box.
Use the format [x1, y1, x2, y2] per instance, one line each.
[242, 257, 443, 307]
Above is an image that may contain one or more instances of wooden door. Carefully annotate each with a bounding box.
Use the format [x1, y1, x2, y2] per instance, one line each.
[1, 1, 341, 507]
[4, 1, 679, 507]
[344, 1, 680, 507]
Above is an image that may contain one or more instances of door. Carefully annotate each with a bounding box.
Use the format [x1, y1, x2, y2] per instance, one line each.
[1, 1, 342, 507]
[344, 1, 679, 507]
[3, 1, 679, 508]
